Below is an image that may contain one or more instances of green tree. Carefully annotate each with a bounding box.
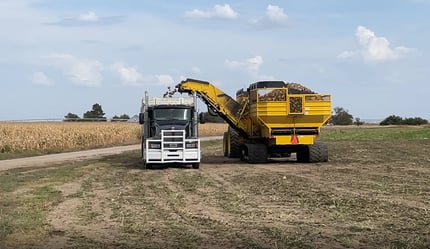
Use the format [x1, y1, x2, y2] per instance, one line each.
[380, 115, 403, 125]
[63, 113, 80, 122]
[401, 117, 428, 125]
[112, 114, 130, 122]
[354, 117, 364, 126]
[331, 107, 353, 125]
[380, 115, 428, 125]
[83, 103, 107, 121]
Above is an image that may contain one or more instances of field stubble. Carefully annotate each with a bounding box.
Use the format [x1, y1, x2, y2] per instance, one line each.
[0, 126, 429, 248]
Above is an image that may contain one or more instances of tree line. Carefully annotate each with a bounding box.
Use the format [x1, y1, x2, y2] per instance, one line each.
[330, 107, 428, 126]
[65, 103, 428, 125]
[64, 103, 130, 122]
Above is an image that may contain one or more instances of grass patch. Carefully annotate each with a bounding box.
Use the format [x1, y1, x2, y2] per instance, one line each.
[0, 150, 45, 160]
[0, 163, 85, 248]
[0, 185, 63, 247]
[264, 226, 319, 249]
[321, 126, 430, 140]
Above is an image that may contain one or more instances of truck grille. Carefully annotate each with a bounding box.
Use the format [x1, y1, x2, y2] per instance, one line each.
[289, 96, 303, 114]
[162, 130, 184, 149]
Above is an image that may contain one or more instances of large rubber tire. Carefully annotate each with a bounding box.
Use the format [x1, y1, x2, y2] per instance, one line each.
[296, 146, 309, 163]
[309, 142, 328, 163]
[143, 163, 153, 169]
[223, 132, 228, 157]
[296, 142, 328, 163]
[192, 163, 200, 169]
[244, 144, 268, 164]
[228, 127, 241, 158]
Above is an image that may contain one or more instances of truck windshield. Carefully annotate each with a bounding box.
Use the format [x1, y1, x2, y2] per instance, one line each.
[153, 108, 192, 121]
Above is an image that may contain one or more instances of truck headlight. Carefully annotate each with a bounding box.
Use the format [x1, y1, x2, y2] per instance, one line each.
[148, 142, 161, 149]
[185, 141, 198, 149]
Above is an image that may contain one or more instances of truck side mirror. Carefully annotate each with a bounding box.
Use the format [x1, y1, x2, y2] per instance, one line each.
[199, 112, 205, 124]
[139, 113, 145, 124]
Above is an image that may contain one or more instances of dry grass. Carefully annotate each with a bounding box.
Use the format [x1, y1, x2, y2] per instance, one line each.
[0, 122, 227, 155]
[0, 122, 141, 153]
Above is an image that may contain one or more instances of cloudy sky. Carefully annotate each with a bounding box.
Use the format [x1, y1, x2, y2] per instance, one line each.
[1, 0, 429, 121]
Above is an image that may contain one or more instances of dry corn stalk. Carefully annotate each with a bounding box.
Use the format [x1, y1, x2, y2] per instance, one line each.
[0, 122, 227, 153]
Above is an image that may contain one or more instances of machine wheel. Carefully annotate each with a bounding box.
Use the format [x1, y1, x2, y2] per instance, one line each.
[227, 127, 241, 158]
[143, 163, 153, 169]
[192, 163, 200, 169]
[296, 146, 309, 163]
[296, 142, 328, 163]
[223, 132, 228, 157]
[244, 144, 268, 164]
[309, 142, 328, 163]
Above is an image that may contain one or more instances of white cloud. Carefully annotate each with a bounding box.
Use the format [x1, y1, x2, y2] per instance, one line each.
[48, 11, 124, 26]
[156, 74, 174, 86]
[31, 72, 53, 86]
[48, 53, 103, 87]
[225, 55, 274, 80]
[111, 63, 175, 87]
[112, 63, 144, 86]
[78, 11, 99, 22]
[250, 5, 288, 29]
[184, 4, 238, 19]
[338, 26, 414, 62]
[337, 51, 358, 59]
[266, 5, 288, 23]
[225, 55, 263, 74]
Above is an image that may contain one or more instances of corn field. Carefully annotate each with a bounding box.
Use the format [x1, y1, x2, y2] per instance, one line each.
[0, 122, 227, 153]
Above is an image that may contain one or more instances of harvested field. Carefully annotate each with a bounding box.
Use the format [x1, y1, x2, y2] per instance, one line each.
[0, 127, 429, 249]
[0, 122, 227, 159]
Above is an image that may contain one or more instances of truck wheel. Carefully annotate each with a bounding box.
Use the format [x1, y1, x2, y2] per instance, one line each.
[144, 163, 152, 169]
[228, 127, 241, 158]
[192, 163, 200, 169]
[240, 146, 248, 161]
[223, 132, 228, 157]
[245, 144, 268, 164]
[309, 142, 328, 163]
[297, 142, 328, 163]
[296, 146, 309, 163]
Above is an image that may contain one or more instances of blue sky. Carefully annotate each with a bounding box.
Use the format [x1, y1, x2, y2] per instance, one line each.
[1, 0, 429, 121]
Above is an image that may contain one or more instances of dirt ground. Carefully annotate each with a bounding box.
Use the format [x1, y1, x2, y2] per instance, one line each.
[1, 138, 429, 249]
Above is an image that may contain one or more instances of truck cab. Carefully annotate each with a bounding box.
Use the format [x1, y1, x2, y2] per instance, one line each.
[139, 92, 201, 169]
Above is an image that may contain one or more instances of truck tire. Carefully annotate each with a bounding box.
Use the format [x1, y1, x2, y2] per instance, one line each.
[296, 142, 328, 163]
[309, 142, 328, 163]
[223, 132, 228, 157]
[244, 144, 268, 164]
[143, 163, 153, 169]
[192, 163, 200, 169]
[228, 127, 241, 158]
[296, 146, 309, 163]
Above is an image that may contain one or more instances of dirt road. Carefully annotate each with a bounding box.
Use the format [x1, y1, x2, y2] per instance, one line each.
[0, 136, 222, 171]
